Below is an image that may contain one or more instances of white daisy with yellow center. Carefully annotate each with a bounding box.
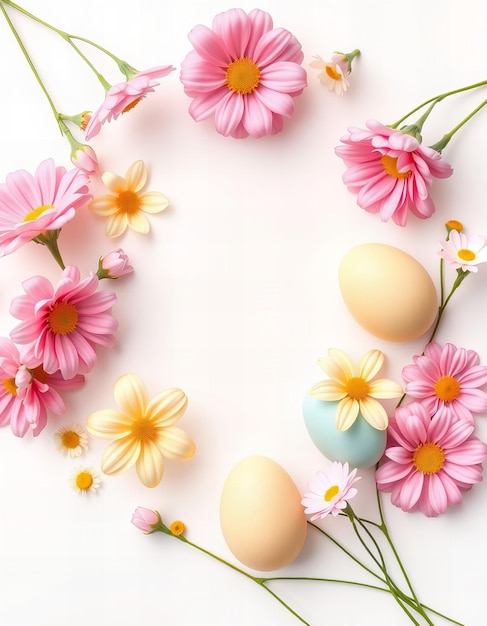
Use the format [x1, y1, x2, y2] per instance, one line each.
[70, 466, 101, 495]
[438, 229, 487, 273]
[55, 423, 89, 457]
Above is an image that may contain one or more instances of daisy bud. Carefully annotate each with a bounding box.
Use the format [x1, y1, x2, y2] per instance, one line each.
[445, 219, 463, 234]
[97, 249, 134, 279]
[71, 144, 98, 175]
[131, 507, 165, 533]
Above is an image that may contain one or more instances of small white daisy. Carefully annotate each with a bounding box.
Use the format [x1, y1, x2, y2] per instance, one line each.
[54, 423, 89, 457]
[70, 466, 101, 495]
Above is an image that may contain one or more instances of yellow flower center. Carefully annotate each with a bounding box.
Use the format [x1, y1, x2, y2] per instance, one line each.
[380, 154, 412, 179]
[3, 378, 17, 396]
[170, 520, 185, 536]
[324, 485, 340, 501]
[47, 302, 79, 335]
[457, 248, 476, 261]
[413, 442, 445, 474]
[446, 219, 463, 232]
[62, 431, 81, 449]
[325, 65, 342, 81]
[225, 58, 261, 94]
[76, 471, 93, 490]
[23, 204, 54, 222]
[346, 376, 370, 400]
[131, 417, 156, 441]
[122, 97, 143, 114]
[116, 190, 141, 214]
[434, 375, 460, 402]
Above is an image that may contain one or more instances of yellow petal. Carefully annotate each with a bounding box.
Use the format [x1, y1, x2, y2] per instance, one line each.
[319, 348, 355, 381]
[310, 380, 347, 401]
[101, 435, 140, 475]
[335, 396, 359, 431]
[359, 398, 389, 430]
[105, 212, 128, 238]
[127, 210, 150, 234]
[153, 426, 196, 461]
[358, 349, 384, 381]
[102, 172, 127, 193]
[89, 195, 118, 216]
[86, 409, 133, 439]
[136, 440, 164, 487]
[368, 379, 404, 399]
[139, 191, 169, 214]
[114, 373, 148, 419]
[146, 388, 188, 427]
[125, 160, 147, 192]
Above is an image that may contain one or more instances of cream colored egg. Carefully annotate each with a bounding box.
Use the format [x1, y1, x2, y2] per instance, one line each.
[220, 456, 307, 571]
[338, 243, 438, 342]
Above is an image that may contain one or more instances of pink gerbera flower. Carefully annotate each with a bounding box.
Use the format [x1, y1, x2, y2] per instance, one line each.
[0, 158, 91, 256]
[180, 8, 307, 138]
[402, 342, 487, 424]
[9, 266, 118, 380]
[335, 120, 453, 226]
[301, 461, 361, 520]
[0, 338, 84, 437]
[85, 65, 175, 140]
[376, 402, 487, 517]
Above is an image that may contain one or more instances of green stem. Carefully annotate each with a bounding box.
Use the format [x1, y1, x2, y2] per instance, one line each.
[33, 231, 66, 269]
[430, 98, 487, 152]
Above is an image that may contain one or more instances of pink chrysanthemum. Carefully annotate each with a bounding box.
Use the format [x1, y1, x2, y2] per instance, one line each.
[9, 266, 118, 380]
[438, 229, 487, 273]
[0, 158, 91, 257]
[0, 338, 84, 437]
[85, 65, 175, 140]
[402, 342, 487, 424]
[180, 8, 307, 138]
[335, 120, 453, 226]
[301, 461, 361, 520]
[376, 402, 487, 517]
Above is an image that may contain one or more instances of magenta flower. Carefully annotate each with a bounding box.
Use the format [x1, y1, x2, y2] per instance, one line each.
[335, 120, 453, 226]
[301, 462, 361, 520]
[0, 338, 84, 437]
[131, 507, 160, 533]
[9, 266, 118, 380]
[180, 8, 307, 138]
[376, 402, 487, 517]
[402, 342, 487, 424]
[85, 65, 175, 140]
[0, 158, 91, 257]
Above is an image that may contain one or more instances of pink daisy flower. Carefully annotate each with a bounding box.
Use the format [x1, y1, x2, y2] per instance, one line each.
[438, 229, 487, 273]
[0, 158, 91, 257]
[0, 338, 84, 437]
[9, 266, 118, 380]
[180, 8, 307, 138]
[335, 120, 453, 226]
[301, 461, 361, 520]
[85, 65, 175, 140]
[402, 342, 487, 424]
[376, 402, 487, 517]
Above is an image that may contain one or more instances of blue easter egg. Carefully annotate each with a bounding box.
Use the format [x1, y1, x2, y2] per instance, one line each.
[303, 394, 387, 468]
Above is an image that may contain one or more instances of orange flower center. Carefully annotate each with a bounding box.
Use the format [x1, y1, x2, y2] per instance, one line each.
[225, 58, 261, 94]
[62, 431, 81, 449]
[131, 417, 156, 441]
[76, 472, 93, 490]
[346, 376, 370, 400]
[3, 378, 17, 396]
[122, 96, 143, 114]
[457, 248, 476, 261]
[325, 65, 342, 81]
[413, 442, 445, 474]
[47, 302, 79, 335]
[434, 375, 460, 402]
[23, 204, 54, 222]
[380, 154, 412, 179]
[170, 520, 185, 536]
[446, 219, 463, 232]
[116, 190, 141, 214]
[324, 485, 340, 501]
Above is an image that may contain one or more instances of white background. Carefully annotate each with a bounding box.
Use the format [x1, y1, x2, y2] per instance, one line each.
[1, 1, 487, 624]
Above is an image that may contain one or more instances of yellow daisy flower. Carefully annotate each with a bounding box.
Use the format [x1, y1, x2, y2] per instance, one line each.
[89, 160, 169, 237]
[70, 466, 101, 495]
[86, 373, 196, 488]
[310, 348, 403, 432]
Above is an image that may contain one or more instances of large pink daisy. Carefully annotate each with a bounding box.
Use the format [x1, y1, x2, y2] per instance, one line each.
[402, 342, 487, 424]
[376, 402, 487, 517]
[0, 338, 84, 437]
[0, 158, 91, 256]
[85, 65, 175, 140]
[335, 120, 453, 226]
[180, 8, 307, 138]
[9, 266, 118, 380]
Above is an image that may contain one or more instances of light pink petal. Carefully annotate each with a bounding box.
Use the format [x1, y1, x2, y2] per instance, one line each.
[259, 62, 307, 93]
[397, 470, 424, 510]
[242, 94, 273, 138]
[212, 8, 251, 59]
[254, 85, 294, 117]
[253, 28, 293, 67]
[214, 91, 245, 136]
[188, 24, 232, 67]
[245, 9, 273, 56]
[188, 87, 231, 121]
[426, 473, 448, 515]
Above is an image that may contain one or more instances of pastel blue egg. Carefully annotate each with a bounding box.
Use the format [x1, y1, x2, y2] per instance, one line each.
[303, 394, 387, 468]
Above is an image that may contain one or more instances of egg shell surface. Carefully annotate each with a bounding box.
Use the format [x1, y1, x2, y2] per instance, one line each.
[220, 455, 307, 572]
[338, 243, 438, 342]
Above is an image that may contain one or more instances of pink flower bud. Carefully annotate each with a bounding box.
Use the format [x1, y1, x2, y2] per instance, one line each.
[71, 145, 98, 175]
[131, 507, 159, 533]
[99, 249, 134, 279]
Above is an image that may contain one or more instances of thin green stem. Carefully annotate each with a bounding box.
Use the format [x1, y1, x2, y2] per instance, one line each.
[430, 98, 487, 153]
[33, 231, 66, 269]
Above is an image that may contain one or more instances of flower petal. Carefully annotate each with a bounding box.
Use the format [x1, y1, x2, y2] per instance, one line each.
[358, 349, 384, 381]
[359, 398, 388, 430]
[153, 425, 196, 461]
[136, 440, 165, 487]
[114, 373, 148, 419]
[86, 409, 133, 439]
[139, 192, 169, 213]
[125, 160, 147, 192]
[335, 396, 359, 431]
[101, 435, 140, 475]
[146, 387, 188, 427]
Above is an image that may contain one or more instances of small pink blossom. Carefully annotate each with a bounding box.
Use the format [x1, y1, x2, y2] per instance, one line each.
[301, 461, 361, 520]
[71, 144, 98, 175]
[131, 507, 160, 533]
[335, 120, 453, 226]
[402, 342, 487, 424]
[98, 249, 134, 279]
[9, 266, 118, 380]
[180, 8, 307, 138]
[438, 229, 487, 273]
[85, 66, 175, 140]
[0, 158, 91, 256]
[376, 402, 487, 517]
